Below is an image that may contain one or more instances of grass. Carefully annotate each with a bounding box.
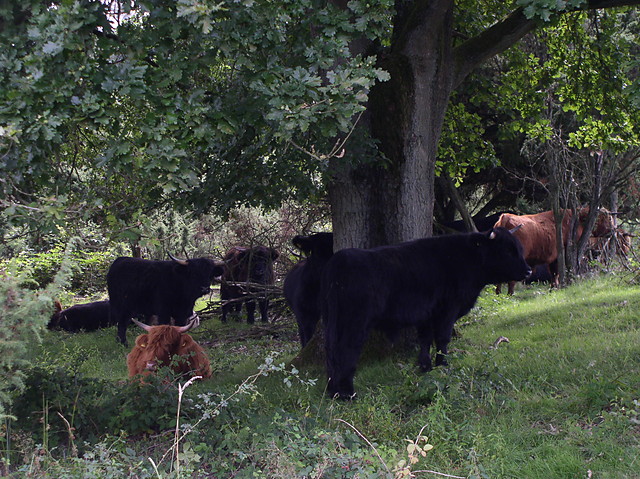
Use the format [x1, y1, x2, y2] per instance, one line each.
[4, 274, 640, 478]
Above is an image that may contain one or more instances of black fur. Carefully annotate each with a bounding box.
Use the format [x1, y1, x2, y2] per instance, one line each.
[321, 228, 531, 399]
[107, 256, 223, 345]
[220, 246, 279, 323]
[283, 233, 334, 347]
[48, 300, 112, 332]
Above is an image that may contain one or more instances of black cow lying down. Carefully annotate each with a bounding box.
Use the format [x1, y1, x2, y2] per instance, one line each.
[283, 232, 334, 347]
[322, 227, 530, 399]
[48, 300, 112, 332]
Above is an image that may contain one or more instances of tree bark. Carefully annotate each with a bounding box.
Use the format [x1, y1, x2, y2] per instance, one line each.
[328, 0, 455, 249]
[438, 173, 478, 232]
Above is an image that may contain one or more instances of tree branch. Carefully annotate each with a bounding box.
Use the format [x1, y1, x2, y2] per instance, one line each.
[453, 0, 640, 88]
[453, 7, 535, 87]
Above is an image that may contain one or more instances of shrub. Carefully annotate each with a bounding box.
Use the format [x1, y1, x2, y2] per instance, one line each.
[10, 358, 186, 449]
[0, 242, 74, 421]
[4, 244, 118, 295]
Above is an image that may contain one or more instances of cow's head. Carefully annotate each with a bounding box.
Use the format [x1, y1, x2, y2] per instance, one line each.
[169, 253, 225, 296]
[48, 300, 65, 330]
[578, 207, 616, 238]
[484, 227, 532, 283]
[129, 314, 201, 376]
[292, 232, 334, 260]
[227, 246, 279, 283]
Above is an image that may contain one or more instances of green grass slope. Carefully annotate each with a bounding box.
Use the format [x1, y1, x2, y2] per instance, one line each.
[5, 275, 640, 478]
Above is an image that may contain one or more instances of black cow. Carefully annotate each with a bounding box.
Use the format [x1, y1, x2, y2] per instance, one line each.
[108, 254, 224, 345]
[322, 227, 531, 399]
[220, 246, 279, 323]
[435, 211, 514, 234]
[48, 299, 112, 332]
[524, 264, 553, 285]
[283, 232, 334, 347]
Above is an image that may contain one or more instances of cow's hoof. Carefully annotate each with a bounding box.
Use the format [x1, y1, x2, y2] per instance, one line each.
[435, 353, 448, 367]
[331, 391, 357, 401]
[419, 361, 433, 372]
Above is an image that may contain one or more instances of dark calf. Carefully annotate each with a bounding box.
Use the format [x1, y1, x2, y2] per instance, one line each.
[48, 300, 112, 332]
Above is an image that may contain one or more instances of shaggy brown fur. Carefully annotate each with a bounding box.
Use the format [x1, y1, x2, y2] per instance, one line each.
[126, 325, 212, 379]
[493, 208, 614, 294]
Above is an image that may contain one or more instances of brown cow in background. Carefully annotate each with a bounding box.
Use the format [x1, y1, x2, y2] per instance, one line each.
[220, 245, 279, 323]
[127, 314, 212, 379]
[493, 208, 614, 294]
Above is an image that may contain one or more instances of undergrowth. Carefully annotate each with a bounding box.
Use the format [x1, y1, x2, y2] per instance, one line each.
[2, 275, 639, 478]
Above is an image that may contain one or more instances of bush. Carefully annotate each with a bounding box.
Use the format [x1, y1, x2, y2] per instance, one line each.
[4, 245, 118, 295]
[0, 246, 73, 420]
[10, 358, 187, 449]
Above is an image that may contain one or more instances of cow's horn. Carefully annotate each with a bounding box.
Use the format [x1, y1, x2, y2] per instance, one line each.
[177, 313, 200, 333]
[509, 224, 523, 234]
[132, 318, 152, 331]
[168, 252, 189, 266]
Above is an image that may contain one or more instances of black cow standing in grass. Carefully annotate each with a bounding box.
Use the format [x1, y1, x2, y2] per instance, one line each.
[108, 254, 224, 345]
[283, 232, 334, 347]
[322, 227, 531, 399]
[48, 300, 113, 332]
[220, 246, 279, 323]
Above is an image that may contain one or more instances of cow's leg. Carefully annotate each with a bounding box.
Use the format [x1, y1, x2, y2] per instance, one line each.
[115, 311, 129, 346]
[245, 300, 256, 324]
[434, 320, 456, 367]
[507, 280, 516, 295]
[297, 310, 320, 347]
[416, 323, 435, 372]
[220, 287, 230, 322]
[325, 313, 369, 400]
[258, 298, 269, 323]
[549, 261, 559, 289]
[495, 283, 502, 295]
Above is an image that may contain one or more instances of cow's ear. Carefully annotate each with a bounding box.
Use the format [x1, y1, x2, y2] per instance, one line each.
[213, 263, 225, 277]
[270, 248, 279, 260]
[135, 334, 149, 348]
[180, 335, 195, 348]
[54, 300, 63, 313]
[292, 236, 312, 255]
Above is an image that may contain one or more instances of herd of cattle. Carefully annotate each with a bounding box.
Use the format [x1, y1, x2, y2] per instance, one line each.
[47, 208, 625, 398]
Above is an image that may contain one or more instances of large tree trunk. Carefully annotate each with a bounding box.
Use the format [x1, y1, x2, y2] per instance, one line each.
[328, 1, 455, 250]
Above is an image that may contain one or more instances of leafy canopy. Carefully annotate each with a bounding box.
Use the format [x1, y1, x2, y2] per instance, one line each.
[0, 0, 390, 235]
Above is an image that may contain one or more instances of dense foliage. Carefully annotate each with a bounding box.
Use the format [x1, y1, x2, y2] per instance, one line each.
[0, 242, 75, 420]
[3, 1, 640, 248]
[0, 0, 388, 241]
